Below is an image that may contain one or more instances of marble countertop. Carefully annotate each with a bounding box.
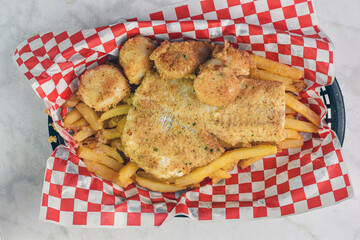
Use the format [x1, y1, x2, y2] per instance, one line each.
[0, 0, 359, 239]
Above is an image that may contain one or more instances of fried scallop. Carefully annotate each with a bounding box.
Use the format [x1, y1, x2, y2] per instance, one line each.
[149, 40, 213, 80]
[77, 65, 130, 111]
[119, 35, 156, 85]
[212, 41, 252, 77]
[194, 59, 240, 107]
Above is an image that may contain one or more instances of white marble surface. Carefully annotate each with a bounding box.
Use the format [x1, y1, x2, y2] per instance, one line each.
[0, 0, 359, 239]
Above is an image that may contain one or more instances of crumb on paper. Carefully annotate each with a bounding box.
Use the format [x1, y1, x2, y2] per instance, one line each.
[48, 136, 57, 143]
[48, 122, 59, 132]
[44, 108, 51, 116]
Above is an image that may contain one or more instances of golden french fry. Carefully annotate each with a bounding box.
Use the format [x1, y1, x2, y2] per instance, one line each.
[75, 102, 103, 131]
[68, 117, 89, 130]
[83, 159, 123, 186]
[285, 93, 321, 126]
[116, 117, 127, 135]
[97, 128, 122, 141]
[73, 126, 96, 142]
[79, 137, 98, 148]
[218, 139, 245, 150]
[286, 114, 296, 119]
[221, 161, 238, 172]
[238, 156, 264, 169]
[118, 162, 138, 186]
[209, 169, 231, 184]
[44, 108, 51, 116]
[249, 62, 260, 79]
[251, 54, 303, 79]
[284, 129, 302, 139]
[64, 109, 82, 128]
[285, 118, 318, 133]
[285, 106, 296, 115]
[77, 146, 122, 171]
[63, 93, 80, 108]
[286, 92, 302, 100]
[111, 139, 125, 152]
[106, 116, 123, 128]
[258, 70, 306, 92]
[97, 144, 124, 163]
[136, 171, 177, 184]
[98, 105, 130, 122]
[135, 175, 187, 192]
[175, 145, 277, 186]
[281, 138, 304, 149]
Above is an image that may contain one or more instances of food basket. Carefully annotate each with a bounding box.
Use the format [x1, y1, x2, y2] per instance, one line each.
[15, 0, 352, 227]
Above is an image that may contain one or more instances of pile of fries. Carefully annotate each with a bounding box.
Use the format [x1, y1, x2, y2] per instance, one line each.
[57, 50, 321, 193]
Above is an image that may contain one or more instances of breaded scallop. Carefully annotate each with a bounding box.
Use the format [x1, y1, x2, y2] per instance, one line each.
[212, 41, 252, 76]
[149, 40, 213, 80]
[194, 59, 240, 107]
[119, 35, 156, 85]
[77, 65, 130, 111]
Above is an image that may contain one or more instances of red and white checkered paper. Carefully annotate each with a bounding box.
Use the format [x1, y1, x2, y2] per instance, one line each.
[13, 0, 353, 227]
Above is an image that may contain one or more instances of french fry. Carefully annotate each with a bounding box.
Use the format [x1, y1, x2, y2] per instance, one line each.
[118, 162, 138, 186]
[98, 105, 130, 122]
[97, 144, 124, 163]
[63, 93, 80, 108]
[285, 129, 302, 139]
[221, 161, 238, 172]
[285, 106, 296, 115]
[281, 138, 304, 149]
[83, 159, 123, 186]
[116, 117, 127, 135]
[64, 109, 82, 128]
[238, 156, 264, 169]
[44, 108, 51, 116]
[285, 118, 318, 133]
[73, 126, 96, 142]
[258, 70, 306, 92]
[286, 92, 302, 100]
[77, 146, 122, 171]
[249, 62, 260, 79]
[175, 145, 277, 186]
[97, 128, 122, 141]
[135, 175, 187, 192]
[285, 93, 321, 126]
[111, 139, 125, 152]
[106, 116, 123, 128]
[251, 54, 303, 79]
[218, 139, 245, 150]
[79, 137, 98, 148]
[75, 102, 103, 131]
[68, 117, 89, 130]
[286, 114, 296, 119]
[209, 169, 231, 184]
[136, 171, 177, 184]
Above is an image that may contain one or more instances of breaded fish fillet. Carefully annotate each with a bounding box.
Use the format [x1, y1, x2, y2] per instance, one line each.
[77, 65, 130, 111]
[206, 77, 286, 146]
[119, 36, 156, 85]
[149, 40, 213, 80]
[122, 73, 285, 179]
[122, 73, 224, 179]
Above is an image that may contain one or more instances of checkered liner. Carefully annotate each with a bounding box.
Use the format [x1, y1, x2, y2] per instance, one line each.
[13, 0, 353, 227]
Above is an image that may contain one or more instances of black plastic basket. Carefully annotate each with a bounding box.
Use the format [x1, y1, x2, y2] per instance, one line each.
[48, 78, 345, 150]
